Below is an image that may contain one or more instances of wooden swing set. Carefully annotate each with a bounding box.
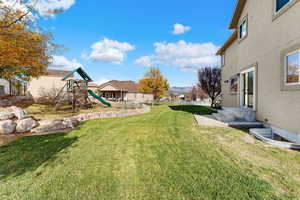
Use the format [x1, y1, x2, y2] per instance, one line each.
[53, 67, 93, 111]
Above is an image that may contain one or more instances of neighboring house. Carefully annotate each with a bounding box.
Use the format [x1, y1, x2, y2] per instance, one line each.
[0, 78, 27, 97]
[28, 69, 72, 99]
[98, 80, 153, 102]
[217, 0, 300, 141]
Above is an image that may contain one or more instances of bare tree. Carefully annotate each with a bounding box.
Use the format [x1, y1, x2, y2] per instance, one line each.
[191, 86, 197, 101]
[198, 67, 221, 108]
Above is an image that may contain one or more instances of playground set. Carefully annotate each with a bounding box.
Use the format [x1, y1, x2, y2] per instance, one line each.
[53, 67, 111, 111]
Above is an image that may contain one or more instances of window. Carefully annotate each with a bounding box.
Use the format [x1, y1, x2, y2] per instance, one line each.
[285, 50, 300, 85]
[239, 17, 247, 40]
[276, 0, 291, 12]
[221, 54, 225, 67]
[230, 75, 239, 94]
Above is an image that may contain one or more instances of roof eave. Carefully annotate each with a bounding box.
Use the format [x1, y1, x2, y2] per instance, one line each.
[229, 0, 246, 29]
[216, 31, 237, 55]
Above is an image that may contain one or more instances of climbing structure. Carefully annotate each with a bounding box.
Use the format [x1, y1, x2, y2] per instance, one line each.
[53, 67, 93, 111]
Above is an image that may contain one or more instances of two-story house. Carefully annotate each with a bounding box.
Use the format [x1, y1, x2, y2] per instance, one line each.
[217, 0, 300, 143]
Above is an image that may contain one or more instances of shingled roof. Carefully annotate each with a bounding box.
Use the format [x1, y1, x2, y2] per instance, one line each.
[99, 80, 140, 93]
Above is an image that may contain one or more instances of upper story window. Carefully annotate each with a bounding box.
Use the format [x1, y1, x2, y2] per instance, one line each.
[285, 50, 300, 85]
[276, 0, 292, 12]
[238, 17, 247, 40]
[221, 54, 225, 67]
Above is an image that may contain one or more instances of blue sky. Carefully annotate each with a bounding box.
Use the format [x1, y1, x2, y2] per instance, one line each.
[37, 0, 235, 87]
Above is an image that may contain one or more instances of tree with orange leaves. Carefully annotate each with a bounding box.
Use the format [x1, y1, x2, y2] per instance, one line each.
[0, 3, 57, 81]
[139, 67, 169, 100]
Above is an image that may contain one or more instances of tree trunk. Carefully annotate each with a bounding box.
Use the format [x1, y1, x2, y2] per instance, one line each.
[210, 98, 215, 108]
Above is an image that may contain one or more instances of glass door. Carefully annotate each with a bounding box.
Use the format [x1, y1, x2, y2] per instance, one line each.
[243, 71, 254, 108]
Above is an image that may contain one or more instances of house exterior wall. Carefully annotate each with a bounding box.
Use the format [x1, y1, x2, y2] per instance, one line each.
[221, 40, 239, 107]
[136, 93, 154, 102]
[222, 0, 300, 135]
[28, 76, 66, 98]
[124, 92, 153, 102]
[88, 86, 98, 93]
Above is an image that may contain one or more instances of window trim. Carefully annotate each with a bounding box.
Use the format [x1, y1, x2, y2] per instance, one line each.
[229, 75, 239, 94]
[239, 65, 257, 111]
[284, 49, 300, 86]
[281, 43, 300, 91]
[273, 0, 300, 21]
[274, 0, 292, 14]
[221, 53, 225, 67]
[238, 15, 248, 41]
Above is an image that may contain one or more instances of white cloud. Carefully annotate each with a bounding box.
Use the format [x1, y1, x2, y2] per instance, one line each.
[50, 55, 83, 70]
[83, 38, 135, 64]
[172, 23, 191, 35]
[1, 0, 75, 18]
[34, 0, 75, 17]
[135, 56, 156, 68]
[135, 40, 220, 73]
[95, 78, 110, 85]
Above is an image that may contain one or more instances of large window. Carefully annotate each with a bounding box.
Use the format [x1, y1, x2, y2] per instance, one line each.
[276, 0, 292, 12]
[285, 50, 300, 85]
[239, 17, 247, 40]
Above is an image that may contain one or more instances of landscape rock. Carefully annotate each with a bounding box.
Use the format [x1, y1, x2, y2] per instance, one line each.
[0, 111, 15, 120]
[6, 106, 27, 119]
[31, 119, 69, 133]
[27, 105, 151, 134]
[0, 120, 16, 135]
[16, 118, 39, 133]
[62, 118, 79, 129]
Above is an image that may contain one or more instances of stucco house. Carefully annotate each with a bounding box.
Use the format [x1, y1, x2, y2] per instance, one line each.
[88, 82, 99, 93]
[28, 69, 72, 99]
[98, 80, 154, 102]
[217, 0, 300, 142]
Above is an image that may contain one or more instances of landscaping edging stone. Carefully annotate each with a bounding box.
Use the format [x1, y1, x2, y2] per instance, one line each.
[0, 105, 151, 136]
[0, 120, 17, 135]
[0, 96, 32, 107]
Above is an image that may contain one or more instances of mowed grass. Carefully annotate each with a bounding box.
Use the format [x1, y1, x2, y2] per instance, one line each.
[0, 105, 299, 199]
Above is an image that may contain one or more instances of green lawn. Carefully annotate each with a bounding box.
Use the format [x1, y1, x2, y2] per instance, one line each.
[0, 105, 299, 199]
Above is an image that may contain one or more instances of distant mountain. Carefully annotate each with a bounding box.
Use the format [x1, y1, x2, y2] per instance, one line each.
[169, 87, 193, 95]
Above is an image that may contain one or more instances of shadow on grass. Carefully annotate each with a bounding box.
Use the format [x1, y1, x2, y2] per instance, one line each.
[169, 105, 217, 115]
[0, 133, 78, 180]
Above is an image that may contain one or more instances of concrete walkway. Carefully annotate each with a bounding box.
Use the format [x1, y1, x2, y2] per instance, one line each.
[194, 114, 263, 128]
[194, 115, 228, 127]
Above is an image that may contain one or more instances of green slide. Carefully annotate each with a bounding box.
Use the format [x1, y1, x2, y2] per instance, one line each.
[88, 90, 112, 107]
